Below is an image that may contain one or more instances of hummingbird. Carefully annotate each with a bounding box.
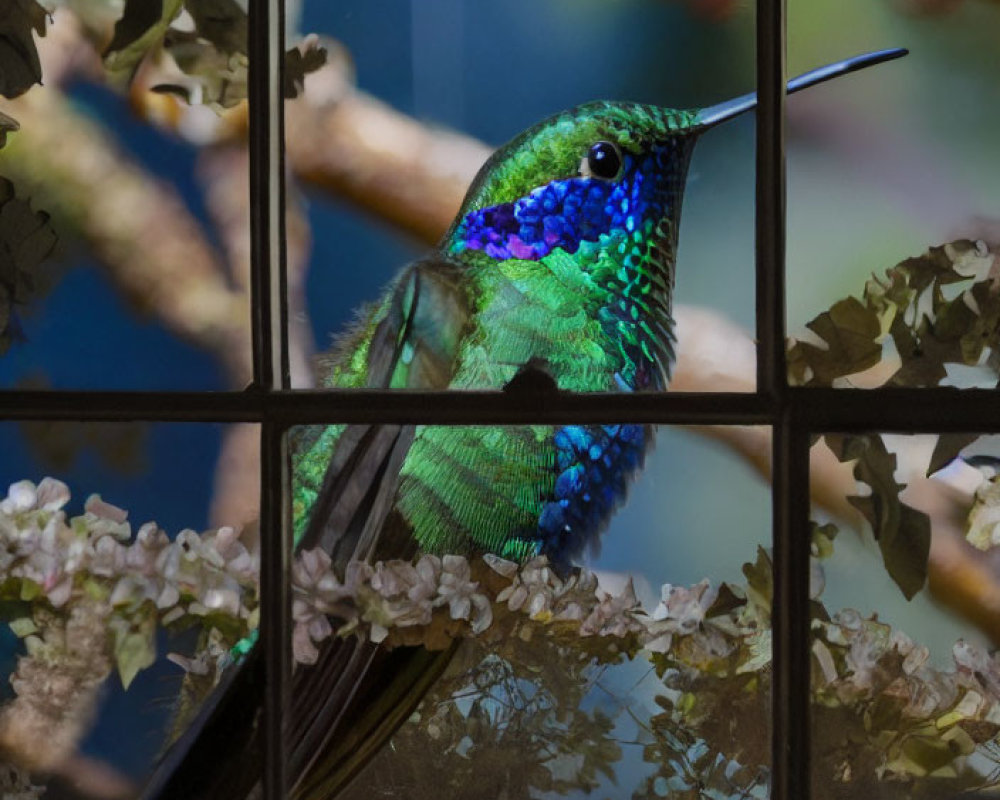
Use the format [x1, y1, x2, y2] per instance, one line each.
[144, 48, 906, 800]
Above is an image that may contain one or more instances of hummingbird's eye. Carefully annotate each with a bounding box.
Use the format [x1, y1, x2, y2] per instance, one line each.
[581, 141, 622, 180]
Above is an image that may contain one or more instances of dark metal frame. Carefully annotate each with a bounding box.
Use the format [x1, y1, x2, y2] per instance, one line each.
[1, 1, 994, 798]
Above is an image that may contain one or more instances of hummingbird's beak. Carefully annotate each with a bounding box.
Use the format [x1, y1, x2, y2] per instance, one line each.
[695, 47, 908, 130]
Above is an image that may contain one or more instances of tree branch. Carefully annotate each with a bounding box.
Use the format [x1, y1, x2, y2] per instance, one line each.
[1, 83, 252, 385]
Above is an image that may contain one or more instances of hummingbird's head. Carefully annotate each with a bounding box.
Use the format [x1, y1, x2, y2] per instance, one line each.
[444, 102, 702, 391]
[441, 48, 906, 390]
[444, 102, 701, 269]
[444, 48, 909, 269]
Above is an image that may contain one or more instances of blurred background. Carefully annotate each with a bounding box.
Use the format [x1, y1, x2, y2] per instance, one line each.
[0, 0, 998, 795]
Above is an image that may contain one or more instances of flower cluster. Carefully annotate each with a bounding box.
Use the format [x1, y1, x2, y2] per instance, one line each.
[812, 610, 1000, 780]
[491, 555, 647, 637]
[290, 551, 650, 664]
[0, 478, 259, 687]
[2, 477, 258, 616]
[6, 477, 1000, 796]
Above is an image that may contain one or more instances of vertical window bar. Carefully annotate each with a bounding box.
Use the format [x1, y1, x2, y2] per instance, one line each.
[772, 411, 813, 800]
[755, 0, 812, 798]
[755, 0, 786, 395]
[259, 421, 291, 800]
[248, 1, 290, 799]
[248, 2, 289, 390]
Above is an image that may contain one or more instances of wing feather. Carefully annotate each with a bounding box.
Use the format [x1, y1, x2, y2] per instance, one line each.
[143, 258, 471, 800]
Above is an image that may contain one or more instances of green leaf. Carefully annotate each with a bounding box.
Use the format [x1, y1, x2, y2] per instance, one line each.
[0, 176, 58, 354]
[926, 433, 979, 477]
[115, 617, 157, 689]
[0, 109, 19, 149]
[0, 0, 49, 98]
[880, 504, 931, 601]
[741, 546, 772, 614]
[104, 0, 185, 85]
[899, 734, 962, 775]
[284, 38, 327, 99]
[8, 616, 36, 637]
[826, 434, 930, 599]
[811, 522, 839, 559]
[184, 0, 247, 54]
[787, 296, 882, 385]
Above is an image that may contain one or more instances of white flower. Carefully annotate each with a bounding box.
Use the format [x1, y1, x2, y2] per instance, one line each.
[90, 536, 126, 577]
[483, 553, 518, 578]
[4, 480, 38, 513]
[580, 578, 642, 638]
[650, 579, 717, 635]
[82, 494, 131, 540]
[35, 478, 70, 511]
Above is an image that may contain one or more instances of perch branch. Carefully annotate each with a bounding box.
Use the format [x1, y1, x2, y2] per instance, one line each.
[0, 84, 253, 385]
[194, 144, 314, 527]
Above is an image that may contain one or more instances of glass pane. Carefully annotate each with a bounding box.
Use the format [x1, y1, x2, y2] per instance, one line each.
[0, 6, 250, 390]
[787, 2, 1000, 389]
[0, 421, 260, 795]
[282, 422, 772, 798]
[810, 432, 1000, 798]
[284, 1, 757, 393]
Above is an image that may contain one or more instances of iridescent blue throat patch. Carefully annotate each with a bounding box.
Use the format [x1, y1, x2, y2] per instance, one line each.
[454, 151, 671, 261]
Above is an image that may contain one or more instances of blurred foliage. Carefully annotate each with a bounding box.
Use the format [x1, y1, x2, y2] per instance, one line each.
[341, 639, 628, 799]
[0, 111, 18, 149]
[967, 473, 1000, 551]
[0, 0, 48, 99]
[0, 179, 56, 357]
[787, 241, 998, 389]
[0, 1, 56, 361]
[13, 378, 148, 474]
[101, 0, 326, 107]
[788, 239, 1000, 599]
[18, 418, 147, 475]
[893, 0, 998, 14]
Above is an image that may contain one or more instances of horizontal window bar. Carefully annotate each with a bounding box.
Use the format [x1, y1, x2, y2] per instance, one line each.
[0, 389, 772, 424]
[792, 388, 1000, 432]
[0, 387, 997, 428]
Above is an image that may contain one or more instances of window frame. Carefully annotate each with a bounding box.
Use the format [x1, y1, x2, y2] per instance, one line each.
[1, 1, 997, 798]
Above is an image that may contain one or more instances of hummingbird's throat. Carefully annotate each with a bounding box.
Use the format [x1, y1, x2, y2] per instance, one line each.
[454, 168, 642, 261]
[595, 216, 678, 391]
[451, 139, 692, 264]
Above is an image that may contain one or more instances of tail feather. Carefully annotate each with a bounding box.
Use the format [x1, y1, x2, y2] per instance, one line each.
[141, 648, 263, 800]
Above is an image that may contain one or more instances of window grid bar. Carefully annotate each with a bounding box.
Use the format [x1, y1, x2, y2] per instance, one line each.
[3, 388, 1000, 429]
[755, 0, 787, 400]
[773, 412, 813, 800]
[753, 0, 813, 798]
[247, 0, 291, 798]
[259, 421, 291, 800]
